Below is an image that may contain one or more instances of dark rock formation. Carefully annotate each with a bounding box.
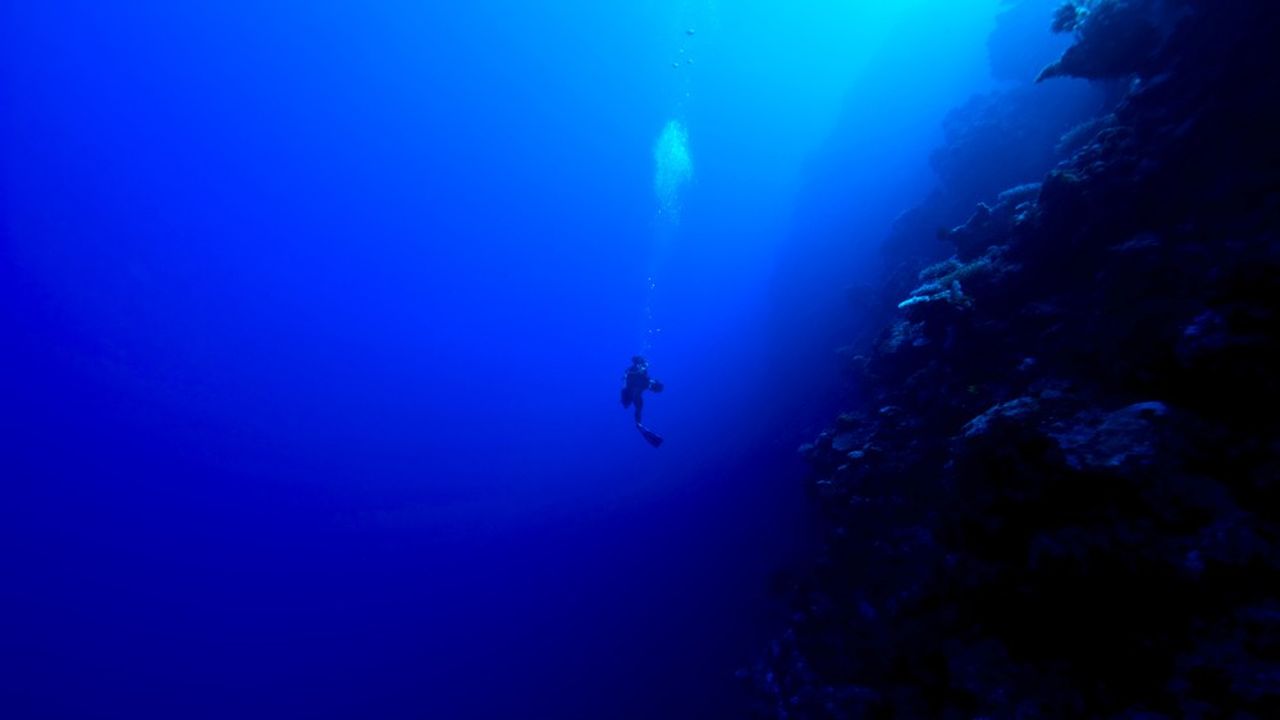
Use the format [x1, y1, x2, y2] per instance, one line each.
[1038, 0, 1186, 82]
[865, 81, 1105, 364]
[755, 2, 1280, 717]
[818, 6, 1110, 389]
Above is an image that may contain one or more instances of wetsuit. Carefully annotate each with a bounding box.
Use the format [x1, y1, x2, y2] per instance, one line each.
[621, 365, 653, 423]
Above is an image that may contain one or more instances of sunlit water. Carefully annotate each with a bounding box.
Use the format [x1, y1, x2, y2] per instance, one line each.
[2, 1, 1074, 717]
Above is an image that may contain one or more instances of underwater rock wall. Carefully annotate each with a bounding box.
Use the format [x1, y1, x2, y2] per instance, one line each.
[834, 76, 1108, 400]
[755, 2, 1280, 717]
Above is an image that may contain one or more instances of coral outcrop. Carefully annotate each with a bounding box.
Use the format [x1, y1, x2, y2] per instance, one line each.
[754, 1, 1280, 717]
[1037, 0, 1185, 82]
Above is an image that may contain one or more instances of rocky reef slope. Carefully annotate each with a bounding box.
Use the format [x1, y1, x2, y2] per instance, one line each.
[755, 2, 1280, 717]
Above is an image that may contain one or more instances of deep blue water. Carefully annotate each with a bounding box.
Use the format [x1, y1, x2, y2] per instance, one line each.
[3, 2, 1070, 718]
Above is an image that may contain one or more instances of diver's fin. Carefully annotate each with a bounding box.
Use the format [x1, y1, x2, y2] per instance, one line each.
[637, 423, 664, 448]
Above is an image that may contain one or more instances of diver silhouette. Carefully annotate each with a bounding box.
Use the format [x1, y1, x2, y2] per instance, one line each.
[620, 355, 665, 447]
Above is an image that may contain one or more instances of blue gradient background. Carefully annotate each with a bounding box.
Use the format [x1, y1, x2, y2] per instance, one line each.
[2, 2, 1064, 717]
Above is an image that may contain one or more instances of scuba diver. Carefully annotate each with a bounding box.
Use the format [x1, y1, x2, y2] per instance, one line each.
[621, 355, 665, 447]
